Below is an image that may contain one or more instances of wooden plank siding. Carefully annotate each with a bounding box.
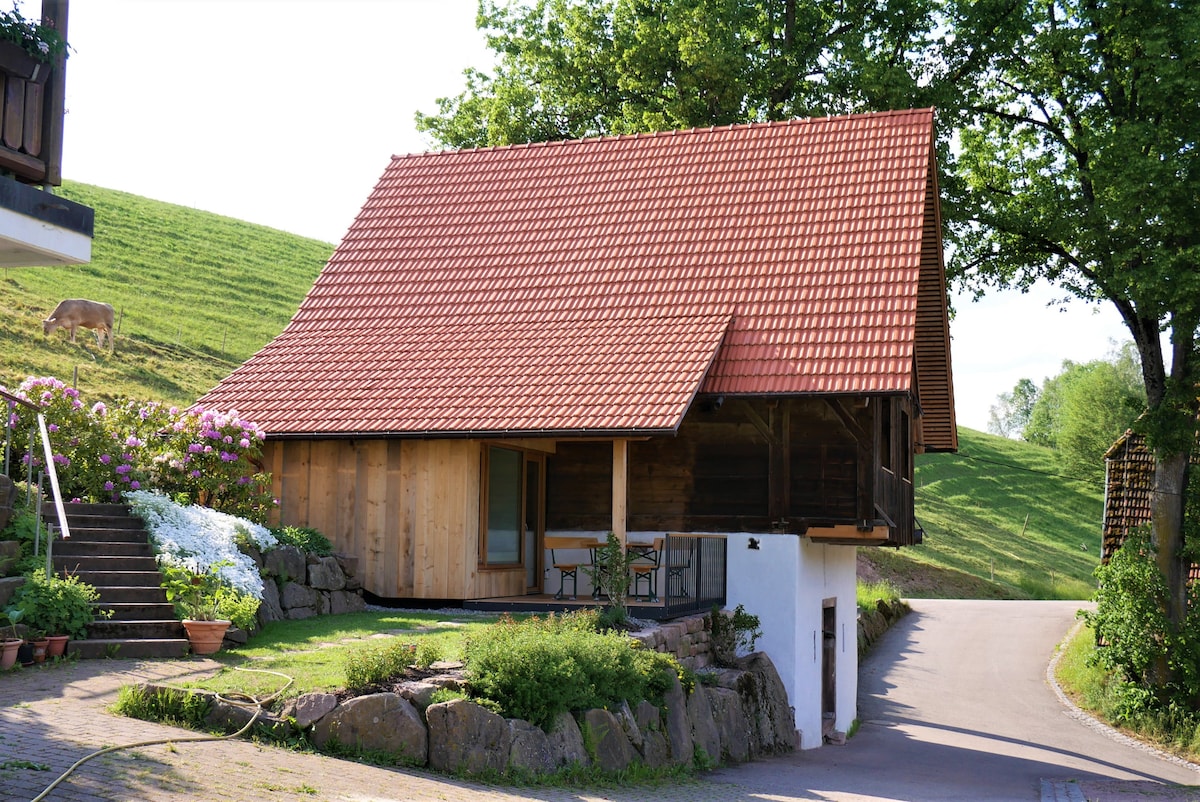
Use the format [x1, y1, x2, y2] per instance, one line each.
[914, 153, 957, 453]
[265, 438, 499, 599]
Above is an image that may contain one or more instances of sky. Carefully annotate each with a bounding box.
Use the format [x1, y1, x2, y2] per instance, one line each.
[46, 0, 1134, 433]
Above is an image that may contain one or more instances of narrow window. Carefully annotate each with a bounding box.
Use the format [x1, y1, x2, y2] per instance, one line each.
[485, 447, 522, 565]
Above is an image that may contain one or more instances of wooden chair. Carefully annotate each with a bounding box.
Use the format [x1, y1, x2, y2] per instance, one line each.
[628, 537, 664, 602]
[544, 536, 596, 600]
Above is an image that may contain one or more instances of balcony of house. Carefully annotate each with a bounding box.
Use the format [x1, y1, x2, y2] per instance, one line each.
[0, 0, 94, 267]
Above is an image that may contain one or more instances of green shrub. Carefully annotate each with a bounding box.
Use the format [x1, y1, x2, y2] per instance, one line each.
[114, 684, 212, 728]
[463, 612, 679, 729]
[11, 568, 104, 638]
[270, 525, 333, 556]
[344, 640, 416, 692]
[709, 604, 762, 667]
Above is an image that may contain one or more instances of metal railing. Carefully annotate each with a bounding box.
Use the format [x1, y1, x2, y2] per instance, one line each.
[2, 389, 70, 573]
[658, 534, 726, 618]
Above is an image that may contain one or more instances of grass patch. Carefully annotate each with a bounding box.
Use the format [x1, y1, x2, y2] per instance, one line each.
[177, 610, 495, 701]
[856, 578, 902, 613]
[864, 427, 1104, 600]
[1055, 622, 1200, 761]
[1, 181, 332, 404]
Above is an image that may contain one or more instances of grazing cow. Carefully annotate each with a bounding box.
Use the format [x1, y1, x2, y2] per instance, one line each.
[42, 299, 115, 348]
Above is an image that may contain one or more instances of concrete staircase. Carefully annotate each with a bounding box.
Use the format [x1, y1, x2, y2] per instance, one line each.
[46, 502, 189, 659]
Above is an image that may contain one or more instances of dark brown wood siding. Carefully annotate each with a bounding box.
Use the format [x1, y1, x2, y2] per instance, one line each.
[915, 151, 957, 452]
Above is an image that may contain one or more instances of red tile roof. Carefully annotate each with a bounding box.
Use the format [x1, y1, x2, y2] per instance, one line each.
[201, 109, 951, 437]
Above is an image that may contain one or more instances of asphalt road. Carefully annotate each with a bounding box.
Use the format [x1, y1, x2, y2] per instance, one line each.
[705, 599, 1200, 801]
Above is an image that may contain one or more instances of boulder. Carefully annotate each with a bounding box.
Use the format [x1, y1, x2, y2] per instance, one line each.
[612, 700, 643, 751]
[736, 651, 798, 756]
[640, 730, 672, 768]
[508, 718, 556, 773]
[426, 698, 511, 775]
[329, 589, 366, 615]
[581, 708, 635, 772]
[546, 711, 590, 768]
[285, 605, 316, 621]
[280, 581, 317, 610]
[264, 545, 306, 584]
[708, 686, 751, 763]
[0, 540, 21, 578]
[310, 693, 427, 765]
[687, 683, 722, 763]
[0, 576, 25, 608]
[282, 692, 338, 730]
[634, 699, 661, 733]
[257, 579, 285, 625]
[307, 556, 346, 591]
[334, 552, 359, 579]
[662, 671, 694, 765]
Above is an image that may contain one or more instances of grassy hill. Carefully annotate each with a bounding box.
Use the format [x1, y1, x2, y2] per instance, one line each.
[861, 427, 1105, 600]
[4, 184, 1104, 600]
[0, 181, 333, 405]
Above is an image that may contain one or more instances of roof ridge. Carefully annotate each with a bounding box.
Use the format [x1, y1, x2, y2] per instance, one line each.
[394, 107, 935, 161]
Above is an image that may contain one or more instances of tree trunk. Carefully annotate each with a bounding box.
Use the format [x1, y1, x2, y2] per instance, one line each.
[1150, 449, 1189, 684]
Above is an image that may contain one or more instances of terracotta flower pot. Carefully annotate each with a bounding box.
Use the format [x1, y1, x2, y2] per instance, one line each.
[46, 635, 69, 658]
[31, 639, 48, 663]
[1, 638, 19, 670]
[182, 620, 230, 655]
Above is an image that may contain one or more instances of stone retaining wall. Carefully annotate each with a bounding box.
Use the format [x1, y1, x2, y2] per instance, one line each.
[629, 612, 714, 668]
[240, 545, 367, 630]
[140, 650, 796, 777]
[857, 598, 910, 655]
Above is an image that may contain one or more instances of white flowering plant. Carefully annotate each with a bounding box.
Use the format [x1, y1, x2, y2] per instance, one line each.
[126, 490, 277, 630]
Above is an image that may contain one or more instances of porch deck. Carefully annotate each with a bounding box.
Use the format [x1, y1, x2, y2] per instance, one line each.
[467, 534, 728, 621]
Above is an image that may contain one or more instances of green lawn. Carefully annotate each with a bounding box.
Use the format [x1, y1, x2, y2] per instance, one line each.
[1, 182, 332, 405]
[178, 610, 497, 702]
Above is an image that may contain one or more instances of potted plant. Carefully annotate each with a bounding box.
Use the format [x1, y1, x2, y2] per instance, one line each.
[162, 561, 234, 655]
[10, 569, 103, 656]
[1, 607, 22, 670]
[27, 626, 48, 663]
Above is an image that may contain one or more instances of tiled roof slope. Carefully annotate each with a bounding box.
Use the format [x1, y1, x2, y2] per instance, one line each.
[201, 108, 952, 437]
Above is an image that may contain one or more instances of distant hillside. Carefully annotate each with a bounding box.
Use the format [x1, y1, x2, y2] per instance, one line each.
[0, 182, 333, 405]
[861, 427, 1105, 600]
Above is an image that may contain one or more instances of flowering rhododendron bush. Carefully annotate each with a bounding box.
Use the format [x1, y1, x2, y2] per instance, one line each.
[2, 376, 275, 523]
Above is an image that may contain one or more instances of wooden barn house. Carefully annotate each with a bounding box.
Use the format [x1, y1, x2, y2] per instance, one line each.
[201, 108, 957, 746]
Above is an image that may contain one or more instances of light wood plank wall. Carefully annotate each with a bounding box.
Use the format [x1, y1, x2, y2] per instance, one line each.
[264, 438, 524, 600]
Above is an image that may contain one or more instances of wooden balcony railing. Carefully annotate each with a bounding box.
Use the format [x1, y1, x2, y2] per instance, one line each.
[876, 466, 915, 545]
[0, 2, 68, 186]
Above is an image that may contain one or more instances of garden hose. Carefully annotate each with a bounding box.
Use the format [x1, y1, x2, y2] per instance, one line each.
[30, 666, 294, 802]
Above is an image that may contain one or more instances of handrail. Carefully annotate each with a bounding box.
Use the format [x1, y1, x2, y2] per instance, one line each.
[36, 414, 70, 540]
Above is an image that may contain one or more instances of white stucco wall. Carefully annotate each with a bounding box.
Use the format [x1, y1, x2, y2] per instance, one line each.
[726, 533, 858, 749]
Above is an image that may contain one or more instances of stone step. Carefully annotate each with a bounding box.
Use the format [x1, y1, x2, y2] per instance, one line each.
[53, 555, 160, 574]
[95, 585, 170, 605]
[70, 638, 190, 660]
[90, 619, 185, 640]
[57, 527, 150, 544]
[71, 569, 166, 587]
[103, 602, 178, 621]
[54, 540, 154, 558]
[45, 502, 131, 519]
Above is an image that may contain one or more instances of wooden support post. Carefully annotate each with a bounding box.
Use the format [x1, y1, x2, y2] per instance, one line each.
[612, 439, 628, 546]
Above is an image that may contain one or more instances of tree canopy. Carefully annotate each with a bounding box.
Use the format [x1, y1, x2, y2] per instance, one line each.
[414, 0, 936, 149]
